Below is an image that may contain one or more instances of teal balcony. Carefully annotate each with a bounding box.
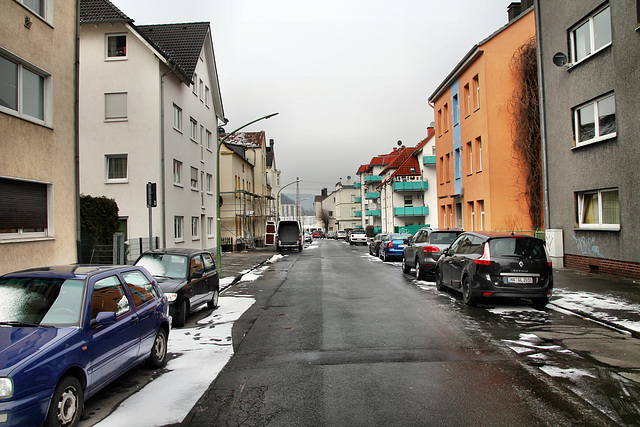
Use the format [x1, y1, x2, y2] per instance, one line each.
[355, 197, 361, 203]
[423, 156, 436, 165]
[364, 175, 382, 183]
[394, 206, 429, 216]
[354, 182, 361, 188]
[355, 211, 362, 217]
[366, 210, 381, 217]
[392, 181, 428, 191]
[365, 192, 380, 199]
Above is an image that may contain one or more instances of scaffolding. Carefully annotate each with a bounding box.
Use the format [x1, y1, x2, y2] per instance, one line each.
[220, 190, 276, 251]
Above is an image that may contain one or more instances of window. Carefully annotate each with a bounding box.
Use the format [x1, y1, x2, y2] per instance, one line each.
[207, 217, 214, 237]
[475, 137, 483, 172]
[466, 141, 473, 175]
[454, 148, 461, 180]
[444, 153, 450, 182]
[91, 276, 130, 319]
[469, 202, 475, 231]
[443, 103, 449, 132]
[452, 94, 459, 126]
[479, 200, 485, 231]
[106, 34, 127, 59]
[105, 92, 127, 121]
[206, 173, 213, 193]
[106, 154, 127, 182]
[122, 270, 159, 307]
[577, 188, 619, 230]
[174, 216, 184, 241]
[574, 94, 616, 146]
[473, 75, 480, 110]
[200, 125, 204, 161]
[570, 6, 611, 63]
[0, 52, 49, 123]
[190, 167, 198, 190]
[173, 104, 182, 131]
[437, 109, 442, 135]
[205, 86, 210, 107]
[190, 118, 197, 141]
[404, 197, 413, 206]
[199, 79, 203, 101]
[173, 160, 183, 185]
[0, 177, 49, 238]
[206, 129, 212, 150]
[192, 73, 198, 95]
[191, 217, 200, 239]
[463, 83, 470, 117]
[17, 0, 50, 21]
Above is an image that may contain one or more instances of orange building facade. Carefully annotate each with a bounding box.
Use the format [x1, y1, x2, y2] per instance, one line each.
[428, 7, 537, 233]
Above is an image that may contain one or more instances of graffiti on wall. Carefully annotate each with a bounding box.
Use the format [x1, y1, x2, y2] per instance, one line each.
[573, 235, 604, 258]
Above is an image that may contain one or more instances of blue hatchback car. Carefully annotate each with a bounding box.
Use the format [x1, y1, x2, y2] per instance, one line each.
[0, 265, 170, 427]
[379, 233, 413, 262]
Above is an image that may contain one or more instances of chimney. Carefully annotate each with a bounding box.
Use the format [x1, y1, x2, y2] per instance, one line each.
[269, 138, 274, 148]
[321, 188, 327, 197]
[507, 2, 522, 22]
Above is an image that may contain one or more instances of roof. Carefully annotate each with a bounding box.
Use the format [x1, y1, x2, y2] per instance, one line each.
[428, 6, 534, 102]
[136, 22, 211, 83]
[79, 0, 133, 23]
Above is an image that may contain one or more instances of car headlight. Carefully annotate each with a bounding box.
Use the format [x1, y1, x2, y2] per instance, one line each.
[164, 293, 178, 302]
[0, 378, 13, 399]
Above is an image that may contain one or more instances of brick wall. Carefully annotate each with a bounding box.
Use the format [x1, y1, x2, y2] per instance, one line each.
[565, 254, 640, 280]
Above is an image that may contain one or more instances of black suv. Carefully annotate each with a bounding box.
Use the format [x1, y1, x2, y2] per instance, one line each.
[435, 231, 552, 308]
[135, 248, 220, 327]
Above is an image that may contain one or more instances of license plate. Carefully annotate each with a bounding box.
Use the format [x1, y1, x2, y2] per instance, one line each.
[507, 277, 534, 284]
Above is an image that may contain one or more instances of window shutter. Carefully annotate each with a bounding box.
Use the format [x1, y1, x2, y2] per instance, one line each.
[0, 178, 47, 230]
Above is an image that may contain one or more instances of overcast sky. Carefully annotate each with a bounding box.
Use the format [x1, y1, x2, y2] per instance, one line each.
[115, 0, 517, 195]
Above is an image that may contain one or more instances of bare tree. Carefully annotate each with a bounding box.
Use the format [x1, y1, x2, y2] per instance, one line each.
[317, 208, 331, 231]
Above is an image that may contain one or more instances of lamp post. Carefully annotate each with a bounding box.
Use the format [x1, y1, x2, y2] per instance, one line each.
[216, 113, 278, 274]
[275, 178, 302, 223]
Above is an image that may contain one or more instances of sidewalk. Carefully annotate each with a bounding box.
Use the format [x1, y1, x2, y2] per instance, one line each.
[219, 246, 279, 288]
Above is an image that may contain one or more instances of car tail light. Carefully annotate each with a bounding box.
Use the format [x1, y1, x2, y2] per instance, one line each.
[388, 242, 394, 248]
[422, 246, 439, 253]
[474, 242, 491, 265]
[483, 292, 493, 297]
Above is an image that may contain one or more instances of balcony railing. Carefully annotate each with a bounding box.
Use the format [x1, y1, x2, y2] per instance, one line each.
[355, 197, 361, 203]
[394, 206, 429, 216]
[392, 181, 428, 191]
[366, 209, 381, 217]
[365, 192, 380, 199]
[423, 156, 436, 165]
[355, 211, 362, 217]
[364, 175, 382, 183]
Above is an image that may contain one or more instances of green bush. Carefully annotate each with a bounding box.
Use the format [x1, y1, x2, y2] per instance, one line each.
[80, 194, 119, 246]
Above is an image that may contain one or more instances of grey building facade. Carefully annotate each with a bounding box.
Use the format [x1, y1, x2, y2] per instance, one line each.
[536, 0, 640, 278]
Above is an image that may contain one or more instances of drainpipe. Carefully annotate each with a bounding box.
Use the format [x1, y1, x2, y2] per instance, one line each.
[534, 0, 551, 229]
[160, 64, 177, 248]
[74, 0, 81, 262]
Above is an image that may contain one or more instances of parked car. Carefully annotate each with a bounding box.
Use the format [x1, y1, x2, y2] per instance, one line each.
[275, 220, 303, 252]
[312, 230, 323, 239]
[336, 230, 347, 240]
[435, 231, 553, 308]
[368, 233, 387, 256]
[379, 233, 413, 262]
[304, 232, 313, 243]
[135, 248, 220, 327]
[349, 229, 368, 245]
[402, 228, 463, 279]
[0, 264, 170, 427]
[327, 231, 337, 239]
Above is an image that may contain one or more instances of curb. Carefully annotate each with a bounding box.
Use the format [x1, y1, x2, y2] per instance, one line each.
[220, 258, 273, 292]
[549, 302, 640, 340]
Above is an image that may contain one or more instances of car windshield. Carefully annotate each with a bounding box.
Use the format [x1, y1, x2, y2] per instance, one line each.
[388, 234, 412, 241]
[136, 253, 188, 279]
[0, 278, 85, 327]
[489, 237, 546, 260]
[429, 232, 460, 245]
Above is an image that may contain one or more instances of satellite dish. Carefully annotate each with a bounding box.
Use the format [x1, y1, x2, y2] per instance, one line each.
[553, 52, 568, 67]
[347, 175, 351, 180]
[397, 140, 402, 146]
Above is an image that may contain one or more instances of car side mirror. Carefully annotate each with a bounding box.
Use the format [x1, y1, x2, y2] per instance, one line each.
[403, 239, 410, 244]
[191, 271, 203, 279]
[91, 311, 117, 329]
[442, 248, 449, 256]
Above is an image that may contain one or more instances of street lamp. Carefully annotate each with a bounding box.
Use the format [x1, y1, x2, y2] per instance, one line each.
[275, 178, 302, 223]
[216, 113, 278, 273]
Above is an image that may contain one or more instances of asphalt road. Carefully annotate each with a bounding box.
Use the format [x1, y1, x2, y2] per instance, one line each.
[181, 239, 625, 426]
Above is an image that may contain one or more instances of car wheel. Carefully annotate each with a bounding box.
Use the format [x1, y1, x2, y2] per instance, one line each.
[45, 376, 83, 427]
[435, 267, 446, 291]
[173, 299, 187, 327]
[207, 288, 219, 309]
[415, 258, 426, 280]
[402, 256, 411, 274]
[531, 297, 549, 309]
[461, 276, 477, 306]
[147, 328, 168, 368]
